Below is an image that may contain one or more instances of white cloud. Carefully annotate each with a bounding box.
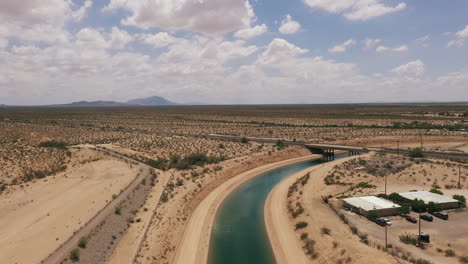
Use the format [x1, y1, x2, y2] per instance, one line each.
[109, 27, 133, 49]
[76, 27, 133, 50]
[278, 15, 301, 35]
[329, 39, 356, 53]
[455, 25, 468, 38]
[0, 38, 8, 50]
[72, 0, 93, 22]
[363, 38, 381, 50]
[0, 0, 72, 44]
[259, 38, 308, 64]
[447, 39, 465, 48]
[103, 0, 255, 35]
[376, 45, 408, 52]
[234, 24, 267, 39]
[303, 0, 406, 21]
[391, 60, 425, 77]
[414, 35, 430, 47]
[141, 32, 179, 48]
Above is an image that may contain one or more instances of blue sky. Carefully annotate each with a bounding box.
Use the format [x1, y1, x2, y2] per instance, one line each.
[0, 0, 467, 104]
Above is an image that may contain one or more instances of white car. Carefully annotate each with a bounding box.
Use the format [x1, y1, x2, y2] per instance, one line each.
[382, 218, 392, 226]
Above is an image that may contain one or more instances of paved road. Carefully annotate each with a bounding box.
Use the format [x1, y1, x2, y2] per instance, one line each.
[41, 147, 151, 264]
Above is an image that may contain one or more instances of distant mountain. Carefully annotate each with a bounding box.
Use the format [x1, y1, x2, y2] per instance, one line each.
[67, 101, 128, 107]
[0, 96, 177, 108]
[126, 96, 176, 106]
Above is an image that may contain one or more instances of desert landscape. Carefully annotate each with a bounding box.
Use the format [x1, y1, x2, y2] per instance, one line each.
[0, 104, 466, 264]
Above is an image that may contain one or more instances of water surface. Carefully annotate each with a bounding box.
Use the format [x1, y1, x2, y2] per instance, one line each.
[208, 158, 323, 264]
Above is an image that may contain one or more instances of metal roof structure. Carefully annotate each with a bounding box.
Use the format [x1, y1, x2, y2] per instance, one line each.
[343, 196, 401, 211]
[399, 191, 458, 204]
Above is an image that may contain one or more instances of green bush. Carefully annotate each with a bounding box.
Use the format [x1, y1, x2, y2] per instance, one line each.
[400, 204, 411, 215]
[70, 248, 80, 262]
[429, 188, 444, 195]
[408, 148, 424, 158]
[295, 221, 308, 230]
[115, 207, 121, 215]
[38, 140, 67, 149]
[427, 201, 442, 213]
[78, 237, 87, 249]
[240, 137, 248, 143]
[453, 194, 466, 203]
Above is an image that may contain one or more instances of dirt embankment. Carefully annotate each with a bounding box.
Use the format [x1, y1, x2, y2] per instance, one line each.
[265, 155, 399, 264]
[0, 149, 140, 264]
[136, 146, 312, 264]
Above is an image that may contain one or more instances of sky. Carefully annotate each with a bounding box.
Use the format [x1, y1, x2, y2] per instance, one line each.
[0, 0, 467, 105]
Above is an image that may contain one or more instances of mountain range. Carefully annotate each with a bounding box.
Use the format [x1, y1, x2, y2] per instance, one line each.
[0, 96, 177, 108]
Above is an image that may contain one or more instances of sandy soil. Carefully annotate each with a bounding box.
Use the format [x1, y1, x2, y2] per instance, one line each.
[107, 170, 172, 264]
[172, 154, 321, 264]
[0, 151, 140, 264]
[266, 156, 399, 264]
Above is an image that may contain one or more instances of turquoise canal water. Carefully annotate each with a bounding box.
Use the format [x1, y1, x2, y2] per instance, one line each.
[208, 158, 328, 264]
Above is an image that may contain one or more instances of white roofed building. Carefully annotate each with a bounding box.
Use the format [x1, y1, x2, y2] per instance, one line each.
[343, 196, 401, 217]
[399, 191, 459, 210]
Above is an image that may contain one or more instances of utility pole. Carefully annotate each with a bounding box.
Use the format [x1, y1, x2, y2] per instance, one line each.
[459, 167, 462, 189]
[385, 225, 388, 251]
[418, 212, 422, 247]
[385, 174, 388, 196]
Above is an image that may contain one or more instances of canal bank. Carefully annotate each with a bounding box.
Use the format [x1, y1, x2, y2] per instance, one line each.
[173, 154, 322, 264]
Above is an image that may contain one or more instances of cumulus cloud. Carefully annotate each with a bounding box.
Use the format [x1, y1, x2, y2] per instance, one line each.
[234, 24, 267, 39]
[447, 39, 465, 48]
[109, 27, 133, 49]
[72, 0, 93, 22]
[259, 38, 308, 64]
[363, 38, 381, 50]
[76, 27, 133, 50]
[456, 25, 468, 38]
[0, 0, 72, 44]
[303, 0, 406, 21]
[391, 60, 425, 77]
[278, 15, 301, 35]
[103, 0, 255, 35]
[141, 32, 179, 48]
[329, 39, 356, 53]
[376, 45, 408, 52]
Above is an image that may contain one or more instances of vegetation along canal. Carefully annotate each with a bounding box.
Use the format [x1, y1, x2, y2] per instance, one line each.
[209, 154, 347, 264]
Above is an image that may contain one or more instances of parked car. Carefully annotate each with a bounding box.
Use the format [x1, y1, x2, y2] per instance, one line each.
[432, 211, 448, 220]
[375, 218, 387, 226]
[419, 232, 430, 243]
[405, 215, 417, 223]
[382, 218, 392, 226]
[421, 214, 433, 222]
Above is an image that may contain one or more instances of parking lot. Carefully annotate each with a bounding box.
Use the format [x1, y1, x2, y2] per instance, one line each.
[344, 208, 468, 263]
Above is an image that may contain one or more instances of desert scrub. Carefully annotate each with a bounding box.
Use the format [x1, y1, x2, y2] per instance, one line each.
[295, 221, 308, 230]
[321, 227, 331, 235]
[70, 248, 80, 262]
[38, 140, 68, 149]
[78, 237, 87, 249]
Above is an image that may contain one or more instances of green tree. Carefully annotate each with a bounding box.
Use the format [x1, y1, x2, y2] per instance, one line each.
[427, 202, 442, 213]
[411, 199, 426, 213]
[400, 204, 411, 215]
[429, 188, 444, 195]
[453, 194, 466, 203]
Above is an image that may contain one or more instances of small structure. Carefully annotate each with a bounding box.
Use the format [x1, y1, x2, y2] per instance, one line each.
[343, 196, 401, 217]
[399, 191, 459, 210]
